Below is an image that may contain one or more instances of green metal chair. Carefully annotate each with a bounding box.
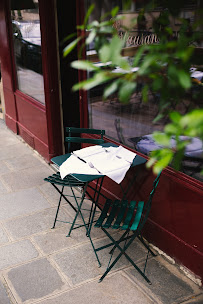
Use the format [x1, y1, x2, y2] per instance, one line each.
[44, 127, 105, 239]
[94, 172, 161, 284]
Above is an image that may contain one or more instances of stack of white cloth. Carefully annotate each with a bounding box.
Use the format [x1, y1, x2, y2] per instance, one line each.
[60, 145, 136, 184]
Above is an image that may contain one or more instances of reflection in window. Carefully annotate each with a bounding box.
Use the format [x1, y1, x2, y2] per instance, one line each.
[11, 0, 45, 105]
[85, 1, 203, 182]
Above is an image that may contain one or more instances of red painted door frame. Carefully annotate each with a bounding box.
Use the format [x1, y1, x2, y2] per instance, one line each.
[0, 0, 63, 161]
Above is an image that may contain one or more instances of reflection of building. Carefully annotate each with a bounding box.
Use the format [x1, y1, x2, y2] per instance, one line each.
[0, 0, 202, 282]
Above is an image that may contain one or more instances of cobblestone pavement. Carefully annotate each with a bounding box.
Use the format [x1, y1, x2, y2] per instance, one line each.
[0, 119, 202, 304]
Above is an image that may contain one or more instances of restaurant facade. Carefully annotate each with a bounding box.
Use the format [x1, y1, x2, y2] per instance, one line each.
[0, 0, 202, 281]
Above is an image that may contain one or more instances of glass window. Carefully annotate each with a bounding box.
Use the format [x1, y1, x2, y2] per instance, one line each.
[84, 1, 203, 182]
[11, 0, 45, 105]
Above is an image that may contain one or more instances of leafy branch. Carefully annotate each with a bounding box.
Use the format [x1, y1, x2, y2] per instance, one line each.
[63, 1, 203, 175]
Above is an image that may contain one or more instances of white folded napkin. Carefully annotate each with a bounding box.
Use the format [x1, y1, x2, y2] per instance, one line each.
[60, 155, 101, 179]
[60, 145, 136, 184]
[73, 145, 103, 159]
[104, 145, 136, 163]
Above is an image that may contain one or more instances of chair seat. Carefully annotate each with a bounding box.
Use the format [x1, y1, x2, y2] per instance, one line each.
[44, 172, 86, 187]
[95, 199, 144, 231]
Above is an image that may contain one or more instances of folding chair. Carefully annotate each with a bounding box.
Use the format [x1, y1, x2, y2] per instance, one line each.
[94, 172, 161, 284]
[44, 127, 105, 240]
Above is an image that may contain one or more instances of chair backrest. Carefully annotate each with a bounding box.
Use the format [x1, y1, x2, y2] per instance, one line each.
[137, 171, 161, 232]
[65, 127, 105, 153]
[95, 171, 162, 233]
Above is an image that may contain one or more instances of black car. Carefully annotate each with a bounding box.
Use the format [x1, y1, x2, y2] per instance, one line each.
[12, 20, 42, 74]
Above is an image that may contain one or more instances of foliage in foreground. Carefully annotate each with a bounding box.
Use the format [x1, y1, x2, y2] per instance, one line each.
[63, 1, 203, 175]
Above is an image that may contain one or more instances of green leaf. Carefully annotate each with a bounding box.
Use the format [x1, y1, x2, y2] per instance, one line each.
[111, 6, 119, 17]
[164, 123, 180, 135]
[63, 33, 77, 44]
[63, 37, 82, 57]
[177, 70, 191, 89]
[138, 55, 157, 75]
[152, 149, 174, 174]
[142, 85, 149, 103]
[84, 4, 95, 27]
[118, 81, 136, 103]
[99, 36, 124, 65]
[153, 132, 170, 146]
[86, 30, 96, 45]
[181, 109, 203, 130]
[71, 60, 99, 71]
[99, 26, 115, 34]
[99, 44, 111, 63]
[133, 46, 146, 67]
[153, 113, 164, 123]
[169, 112, 181, 123]
[146, 157, 157, 169]
[152, 77, 163, 91]
[110, 36, 124, 64]
[168, 64, 177, 79]
[103, 81, 119, 99]
[172, 148, 185, 171]
[72, 72, 111, 91]
[87, 20, 99, 29]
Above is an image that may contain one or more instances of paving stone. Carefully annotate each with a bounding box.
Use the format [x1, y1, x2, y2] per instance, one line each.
[38, 182, 74, 206]
[0, 136, 20, 148]
[0, 225, 9, 245]
[33, 221, 105, 255]
[1, 165, 53, 191]
[0, 188, 51, 221]
[0, 143, 32, 162]
[7, 258, 66, 302]
[0, 119, 7, 130]
[0, 161, 11, 175]
[53, 237, 147, 285]
[0, 179, 9, 194]
[5, 153, 44, 171]
[4, 207, 68, 239]
[0, 280, 12, 304]
[0, 240, 39, 270]
[38, 182, 64, 199]
[66, 198, 99, 219]
[125, 258, 200, 304]
[38, 182, 92, 211]
[38, 273, 155, 304]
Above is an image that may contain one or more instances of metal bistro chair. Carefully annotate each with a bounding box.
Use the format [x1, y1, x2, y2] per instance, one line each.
[44, 127, 105, 244]
[94, 172, 161, 284]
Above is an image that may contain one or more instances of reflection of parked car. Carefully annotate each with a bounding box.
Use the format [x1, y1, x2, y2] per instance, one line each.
[12, 20, 42, 74]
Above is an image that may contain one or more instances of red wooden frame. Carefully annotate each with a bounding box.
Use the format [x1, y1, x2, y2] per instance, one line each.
[0, 0, 63, 161]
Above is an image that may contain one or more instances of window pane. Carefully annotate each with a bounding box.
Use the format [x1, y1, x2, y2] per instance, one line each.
[11, 0, 45, 105]
[85, 1, 203, 182]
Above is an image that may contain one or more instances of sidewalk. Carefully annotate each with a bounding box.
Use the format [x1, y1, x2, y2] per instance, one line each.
[0, 119, 202, 304]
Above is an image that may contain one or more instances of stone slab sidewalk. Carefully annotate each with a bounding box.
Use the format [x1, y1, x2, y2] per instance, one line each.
[0, 119, 202, 304]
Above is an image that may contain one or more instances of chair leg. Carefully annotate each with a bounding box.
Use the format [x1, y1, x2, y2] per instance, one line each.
[137, 235, 156, 257]
[86, 176, 104, 236]
[99, 228, 151, 284]
[52, 183, 77, 212]
[66, 182, 102, 267]
[52, 185, 65, 229]
[109, 230, 129, 255]
[66, 183, 88, 237]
